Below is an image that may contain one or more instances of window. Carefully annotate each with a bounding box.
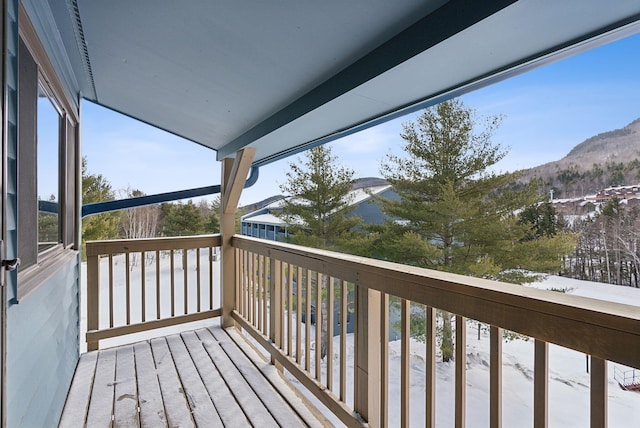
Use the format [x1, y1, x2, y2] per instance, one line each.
[17, 22, 79, 293]
[37, 83, 62, 252]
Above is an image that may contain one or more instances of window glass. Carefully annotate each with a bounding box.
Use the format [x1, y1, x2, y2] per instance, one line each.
[37, 83, 61, 251]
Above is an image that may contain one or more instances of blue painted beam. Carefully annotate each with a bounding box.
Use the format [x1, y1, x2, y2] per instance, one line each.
[81, 166, 259, 217]
[216, 0, 517, 161]
[38, 200, 59, 214]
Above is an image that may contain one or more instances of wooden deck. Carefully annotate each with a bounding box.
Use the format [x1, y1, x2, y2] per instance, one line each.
[59, 325, 330, 427]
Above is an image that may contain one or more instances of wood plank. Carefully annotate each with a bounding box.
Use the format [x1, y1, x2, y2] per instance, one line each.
[150, 337, 195, 428]
[181, 331, 250, 426]
[86, 348, 116, 427]
[380, 293, 389, 428]
[206, 327, 307, 428]
[195, 328, 280, 428]
[400, 299, 410, 428]
[114, 345, 139, 427]
[133, 341, 168, 428]
[455, 315, 467, 428]
[87, 254, 100, 351]
[225, 327, 330, 428]
[165, 334, 223, 427]
[590, 357, 608, 428]
[425, 306, 436, 428]
[534, 339, 548, 428]
[59, 352, 98, 428]
[490, 326, 503, 428]
[232, 311, 361, 427]
[86, 234, 221, 257]
[221, 148, 256, 214]
[87, 309, 221, 343]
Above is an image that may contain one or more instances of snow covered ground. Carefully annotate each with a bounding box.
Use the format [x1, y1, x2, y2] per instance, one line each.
[81, 253, 640, 427]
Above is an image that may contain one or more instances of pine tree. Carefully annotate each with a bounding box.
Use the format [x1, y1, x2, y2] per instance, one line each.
[81, 158, 120, 256]
[277, 145, 362, 358]
[160, 200, 205, 237]
[372, 99, 576, 361]
[277, 145, 361, 249]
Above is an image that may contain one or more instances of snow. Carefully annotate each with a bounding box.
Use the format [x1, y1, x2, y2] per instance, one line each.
[81, 254, 640, 427]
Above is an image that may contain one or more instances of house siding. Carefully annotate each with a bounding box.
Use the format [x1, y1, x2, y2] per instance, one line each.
[6, 256, 80, 427]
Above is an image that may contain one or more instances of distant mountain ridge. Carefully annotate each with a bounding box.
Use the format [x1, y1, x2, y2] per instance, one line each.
[518, 118, 640, 198]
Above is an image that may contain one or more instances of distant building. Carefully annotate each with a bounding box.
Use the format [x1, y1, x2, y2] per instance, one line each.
[241, 179, 398, 241]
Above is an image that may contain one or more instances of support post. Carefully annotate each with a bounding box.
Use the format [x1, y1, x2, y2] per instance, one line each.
[220, 148, 255, 328]
[354, 285, 381, 427]
[86, 253, 100, 351]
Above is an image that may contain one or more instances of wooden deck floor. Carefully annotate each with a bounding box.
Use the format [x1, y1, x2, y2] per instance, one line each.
[59, 325, 329, 427]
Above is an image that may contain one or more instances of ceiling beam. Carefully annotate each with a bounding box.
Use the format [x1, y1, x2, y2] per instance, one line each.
[217, 0, 517, 159]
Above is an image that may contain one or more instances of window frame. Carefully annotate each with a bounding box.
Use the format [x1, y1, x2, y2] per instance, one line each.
[17, 8, 80, 301]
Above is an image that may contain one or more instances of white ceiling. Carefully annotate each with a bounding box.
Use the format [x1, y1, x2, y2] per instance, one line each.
[23, 0, 640, 165]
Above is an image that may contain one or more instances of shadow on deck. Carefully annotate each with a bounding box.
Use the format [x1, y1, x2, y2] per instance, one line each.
[59, 325, 329, 427]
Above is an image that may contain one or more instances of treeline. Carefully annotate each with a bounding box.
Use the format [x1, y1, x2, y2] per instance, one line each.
[544, 160, 640, 198]
[81, 158, 221, 255]
[563, 197, 640, 287]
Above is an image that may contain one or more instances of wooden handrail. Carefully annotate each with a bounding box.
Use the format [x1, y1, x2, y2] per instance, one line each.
[86, 234, 222, 350]
[233, 235, 640, 368]
[86, 234, 222, 257]
[232, 234, 640, 428]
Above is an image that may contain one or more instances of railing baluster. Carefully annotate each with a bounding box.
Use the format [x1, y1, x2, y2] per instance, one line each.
[401, 299, 410, 428]
[296, 266, 302, 365]
[591, 357, 608, 428]
[248, 252, 254, 325]
[455, 315, 467, 428]
[209, 246, 214, 310]
[258, 255, 263, 333]
[263, 255, 269, 337]
[280, 260, 285, 350]
[141, 251, 146, 323]
[108, 254, 114, 328]
[156, 250, 160, 319]
[197, 248, 201, 312]
[240, 249, 246, 317]
[340, 280, 347, 403]
[426, 306, 436, 428]
[287, 263, 293, 357]
[305, 269, 312, 373]
[534, 339, 548, 428]
[327, 276, 335, 391]
[490, 326, 503, 428]
[315, 272, 322, 381]
[125, 252, 131, 325]
[170, 249, 175, 317]
[183, 249, 188, 315]
[380, 293, 389, 428]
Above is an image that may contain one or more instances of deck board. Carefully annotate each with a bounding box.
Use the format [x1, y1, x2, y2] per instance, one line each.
[150, 337, 195, 428]
[114, 345, 139, 427]
[181, 331, 251, 426]
[86, 347, 117, 427]
[60, 325, 327, 427]
[133, 341, 167, 428]
[58, 352, 98, 428]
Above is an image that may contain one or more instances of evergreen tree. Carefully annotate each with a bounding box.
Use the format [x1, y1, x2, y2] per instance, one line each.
[372, 99, 575, 361]
[277, 145, 362, 359]
[277, 145, 361, 249]
[160, 200, 205, 237]
[81, 158, 120, 256]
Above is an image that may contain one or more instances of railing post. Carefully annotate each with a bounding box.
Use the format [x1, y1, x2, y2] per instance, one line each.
[86, 252, 100, 351]
[354, 284, 381, 428]
[221, 157, 237, 328]
[591, 357, 607, 428]
[220, 148, 255, 328]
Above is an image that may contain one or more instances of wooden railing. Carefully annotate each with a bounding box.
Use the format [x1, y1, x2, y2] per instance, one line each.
[86, 235, 222, 351]
[231, 235, 640, 428]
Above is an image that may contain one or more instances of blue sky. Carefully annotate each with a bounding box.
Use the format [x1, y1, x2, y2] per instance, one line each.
[77, 31, 640, 207]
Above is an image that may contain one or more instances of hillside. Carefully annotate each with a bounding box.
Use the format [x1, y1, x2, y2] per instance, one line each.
[518, 118, 640, 197]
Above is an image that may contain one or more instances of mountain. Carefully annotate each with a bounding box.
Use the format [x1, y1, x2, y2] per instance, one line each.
[518, 118, 640, 198]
